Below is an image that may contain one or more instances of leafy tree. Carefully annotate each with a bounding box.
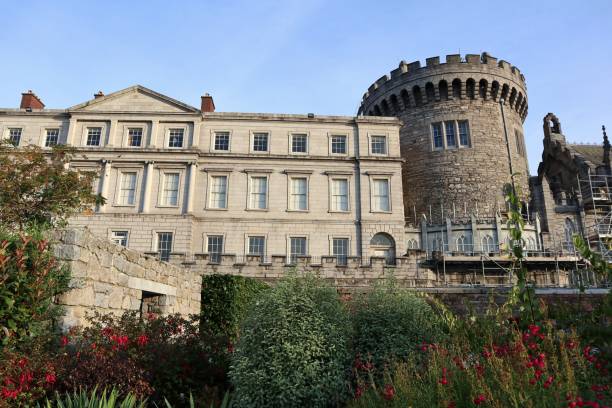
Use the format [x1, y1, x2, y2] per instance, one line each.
[0, 142, 104, 230]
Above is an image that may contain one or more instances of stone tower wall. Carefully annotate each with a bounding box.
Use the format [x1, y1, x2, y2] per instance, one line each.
[359, 53, 529, 221]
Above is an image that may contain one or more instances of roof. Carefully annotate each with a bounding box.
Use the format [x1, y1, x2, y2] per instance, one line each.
[568, 144, 604, 167]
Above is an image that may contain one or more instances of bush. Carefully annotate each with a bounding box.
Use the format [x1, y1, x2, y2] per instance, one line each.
[38, 388, 145, 408]
[229, 275, 352, 407]
[200, 274, 269, 340]
[351, 285, 444, 372]
[0, 229, 70, 347]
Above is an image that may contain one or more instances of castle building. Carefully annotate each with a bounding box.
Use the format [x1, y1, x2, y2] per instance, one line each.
[1, 52, 600, 290]
[0, 86, 406, 263]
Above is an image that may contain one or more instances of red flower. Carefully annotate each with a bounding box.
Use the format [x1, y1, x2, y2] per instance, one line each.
[355, 386, 363, 399]
[137, 334, 149, 347]
[60, 336, 69, 346]
[17, 358, 28, 368]
[543, 376, 554, 389]
[382, 384, 395, 400]
[439, 377, 448, 385]
[1, 387, 19, 399]
[45, 373, 56, 385]
[473, 394, 486, 405]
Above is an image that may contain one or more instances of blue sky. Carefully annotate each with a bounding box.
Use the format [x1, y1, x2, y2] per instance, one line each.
[1, 0, 610, 173]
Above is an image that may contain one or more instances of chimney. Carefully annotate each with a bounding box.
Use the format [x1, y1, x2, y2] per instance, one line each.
[201, 93, 215, 113]
[94, 91, 104, 99]
[20, 90, 45, 110]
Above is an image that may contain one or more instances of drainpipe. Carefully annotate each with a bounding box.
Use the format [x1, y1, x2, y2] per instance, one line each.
[355, 120, 364, 258]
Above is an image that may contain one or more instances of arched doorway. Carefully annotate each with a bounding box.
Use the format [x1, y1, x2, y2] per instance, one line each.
[370, 233, 396, 265]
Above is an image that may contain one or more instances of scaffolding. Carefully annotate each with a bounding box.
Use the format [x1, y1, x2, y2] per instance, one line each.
[578, 170, 612, 263]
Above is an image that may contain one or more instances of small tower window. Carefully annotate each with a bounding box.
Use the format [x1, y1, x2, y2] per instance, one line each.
[400, 89, 410, 109]
[466, 79, 476, 100]
[389, 94, 400, 113]
[439, 80, 449, 101]
[452, 79, 462, 99]
[412, 86, 423, 107]
[425, 82, 435, 103]
[491, 81, 500, 100]
[479, 79, 488, 99]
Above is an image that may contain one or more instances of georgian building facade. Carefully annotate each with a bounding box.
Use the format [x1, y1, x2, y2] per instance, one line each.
[0, 86, 406, 263]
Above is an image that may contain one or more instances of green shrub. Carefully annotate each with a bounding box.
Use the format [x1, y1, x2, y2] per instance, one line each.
[0, 229, 70, 347]
[229, 275, 352, 407]
[200, 274, 269, 340]
[351, 285, 444, 372]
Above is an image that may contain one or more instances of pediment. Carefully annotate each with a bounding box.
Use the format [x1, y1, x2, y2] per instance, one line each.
[69, 85, 198, 113]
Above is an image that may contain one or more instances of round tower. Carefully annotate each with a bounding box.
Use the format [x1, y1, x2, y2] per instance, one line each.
[359, 52, 529, 222]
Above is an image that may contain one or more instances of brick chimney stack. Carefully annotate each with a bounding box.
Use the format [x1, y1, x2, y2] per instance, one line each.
[201, 93, 215, 113]
[20, 90, 45, 110]
[94, 91, 104, 99]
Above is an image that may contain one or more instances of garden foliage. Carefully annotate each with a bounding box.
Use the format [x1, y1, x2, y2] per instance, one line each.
[0, 229, 70, 346]
[351, 283, 444, 372]
[200, 274, 269, 340]
[230, 274, 352, 408]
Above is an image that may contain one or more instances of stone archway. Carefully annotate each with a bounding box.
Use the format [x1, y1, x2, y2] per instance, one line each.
[370, 233, 396, 265]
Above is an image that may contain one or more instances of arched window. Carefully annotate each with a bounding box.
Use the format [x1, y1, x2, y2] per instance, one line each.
[501, 84, 510, 101]
[400, 89, 410, 109]
[370, 233, 396, 265]
[407, 239, 419, 250]
[389, 94, 400, 113]
[439, 80, 449, 101]
[381, 99, 390, 115]
[509, 88, 517, 107]
[516, 93, 523, 112]
[368, 110, 374, 116]
[456, 235, 468, 252]
[482, 235, 496, 253]
[490, 81, 500, 100]
[527, 237, 536, 251]
[425, 82, 435, 103]
[479, 79, 488, 99]
[452, 79, 462, 99]
[412, 86, 423, 107]
[374, 105, 382, 116]
[466, 79, 476, 100]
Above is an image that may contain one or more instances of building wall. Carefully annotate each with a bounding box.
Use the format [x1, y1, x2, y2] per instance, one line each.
[0, 86, 406, 261]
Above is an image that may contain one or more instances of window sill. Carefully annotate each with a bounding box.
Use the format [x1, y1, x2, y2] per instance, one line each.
[113, 204, 137, 208]
[370, 210, 393, 214]
[156, 204, 180, 209]
[205, 207, 229, 211]
[246, 208, 269, 212]
[287, 209, 309, 213]
[328, 210, 351, 214]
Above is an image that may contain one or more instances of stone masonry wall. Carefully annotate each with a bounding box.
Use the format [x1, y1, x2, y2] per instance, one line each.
[54, 228, 201, 329]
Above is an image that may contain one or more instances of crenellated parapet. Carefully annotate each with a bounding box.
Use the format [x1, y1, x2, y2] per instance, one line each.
[359, 52, 528, 122]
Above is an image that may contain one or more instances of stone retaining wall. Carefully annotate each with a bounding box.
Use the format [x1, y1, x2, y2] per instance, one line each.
[54, 228, 201, 329]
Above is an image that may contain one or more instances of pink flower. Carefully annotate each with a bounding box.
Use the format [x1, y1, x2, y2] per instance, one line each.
[45, 373, 56, 385]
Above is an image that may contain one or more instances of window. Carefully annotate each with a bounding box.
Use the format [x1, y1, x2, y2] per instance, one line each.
[111, 231, 129, 247]
[252, 132, 269, 152]
[372, 179, 390, 212]
[331, 135, 347, 154]
[86, 127, 102, 146]
[332, 238, 349, 265]
[118, 172, 137, 205]
[248, 236, 265, 257]
[291, 134, 307, 153]
[371, 135, 387, 155]
[214, 132, 230, 151]
[161, 173, 180, 206]
[407, 239, 419, 250]
[515, 129, 526, 157]
[45, 129, 59, 147]
[289, 237, 307, 264]
[331, 178, 349, 211]
[432, 123, 443, 149]
[168, 128, 184, 148]
[456, 235, 469, 252]
[157, 232, 173, 262]
[128, 128, 143, 147]
[458, 121, 470, 146]
[208, 175, 228, 209]
[289, 177, 308, 210]
[8, 128, 22, 146]
[249, 176, 268, 209]
[482, 235, 496, 253]
[445, 121, 456, 147]
[207, 235, 223, 263]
